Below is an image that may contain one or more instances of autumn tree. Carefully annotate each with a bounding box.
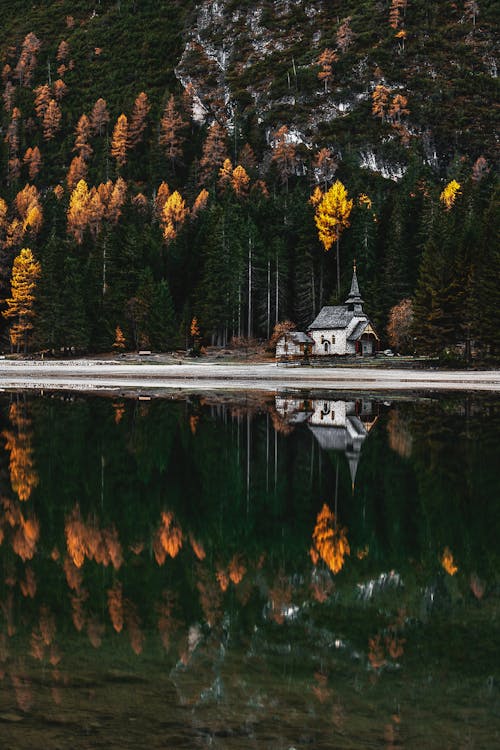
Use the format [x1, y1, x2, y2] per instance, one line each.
[161, 191, 188, 243]
[14, 33, 41, 86]
[53, 78, 67, 101]
[387, 299, 414, 352]
[42, 99, 62, 140]
[389, 0, 407, 30]
[90, 97, 110, 136]
[440, 180, 461, 210]
[112, 326, 126, 350]
[336, 17, 354, 54]
[66, 156, 88, 191]
[198, 121, 228, 186]
[372, 85, 391, 121]
[3, 248, 41, 352]
[159, 95, 186, 168]
[388, 94, 409, 124]
[314, 180, 353, 297]
[313, 148, 338, 191]
[67, 179, 91, 243]
[232, 165, 250, 198]
[23, 146, 42, 180]
[73, 114, 93, 160]
[317, 48, 338, 93]
[34, 84, 51, 120]
[110, 114, 129, 167]
[128, 91, 150, 148]
[56, 40, 69, 62]
[271, 125, 296, 190]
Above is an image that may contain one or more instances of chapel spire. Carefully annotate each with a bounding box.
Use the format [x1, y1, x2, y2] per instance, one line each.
[345, 260, 364, 309]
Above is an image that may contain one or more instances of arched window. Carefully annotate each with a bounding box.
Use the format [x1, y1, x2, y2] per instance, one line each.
[324, 341, 330, 353]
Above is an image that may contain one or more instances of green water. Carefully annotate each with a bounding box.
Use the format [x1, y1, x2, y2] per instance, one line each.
[0, 391, 499, 749]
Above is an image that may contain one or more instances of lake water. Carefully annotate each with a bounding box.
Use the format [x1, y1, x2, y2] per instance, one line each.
[0, 390, 499, 749]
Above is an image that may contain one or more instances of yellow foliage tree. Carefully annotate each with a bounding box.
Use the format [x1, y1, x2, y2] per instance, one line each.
[314, 179, 353, 297]
[440, 179, 461, 210]
[161, 190, 188, 242]
[3, 247, 41, 352]
[110, 114, 129, 167]
[67, 179, 91, 243]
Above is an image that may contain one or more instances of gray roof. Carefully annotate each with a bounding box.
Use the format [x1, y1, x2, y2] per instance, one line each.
[289, 332, 314, 344]
[347, 320, 369, 341]
[308, 305, 354, 329]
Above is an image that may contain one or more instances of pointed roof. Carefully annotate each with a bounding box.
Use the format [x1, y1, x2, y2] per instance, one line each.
[344, 262, 364, 306]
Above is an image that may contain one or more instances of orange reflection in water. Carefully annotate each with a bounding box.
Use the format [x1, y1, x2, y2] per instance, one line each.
[107, 581, 124, 633]
[310, 504, 350, 574]
[153, 511, 183, 565]
[65, 505, 123, 570]
[2, 402, 39, 501]
[441, 546, 458, 576]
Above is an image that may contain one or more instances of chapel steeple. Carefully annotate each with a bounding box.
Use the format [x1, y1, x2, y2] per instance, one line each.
[345, 260, 364, 314]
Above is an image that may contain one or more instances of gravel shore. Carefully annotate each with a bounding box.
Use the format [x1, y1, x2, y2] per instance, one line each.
[0, 359, 499, 392]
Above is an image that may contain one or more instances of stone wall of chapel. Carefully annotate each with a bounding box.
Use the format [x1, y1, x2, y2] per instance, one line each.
[310, 329, 347, 355]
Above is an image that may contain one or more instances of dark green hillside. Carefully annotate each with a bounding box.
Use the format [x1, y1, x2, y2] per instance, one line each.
[0, 1, 498, 355]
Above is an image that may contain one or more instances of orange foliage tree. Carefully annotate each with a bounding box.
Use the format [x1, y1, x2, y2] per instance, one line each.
[42, 99, 62, 140]
[111, 114, 129, 166]
[128, 91, 150, 148]
[160, 95, 186, 167]
[199, 121, 228, 186]
[90, 97, 110, 136]
[387, 298, 414, 352]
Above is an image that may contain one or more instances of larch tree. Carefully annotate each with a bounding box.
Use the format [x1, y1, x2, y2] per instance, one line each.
[313, 148, 338, 191]
[90, 97, 110, 136]
[56, 40, 69, 62]
[67, 179, 91, 243]
[66, 155, 88, 190]
[128, 91, 150, 148]
[317, 48, 338, 93]
[73, 114, 93, 160]
[14, 33, 41, 87]
[314, 180, 353, 297]
[389, 0, 407, 30]
[42, 99, 62, 140]
[231, 165, 250, 198]
[388, 94, 409, 124]
[336, 17, 354, 54]
[111, 114, 129, 167]
[53, 78, 67, 101]
[159, 95, 186, 168]
[23, 146, 42, 180]
[372, 85, 391, 121]
[271, 125, 296, 191]
[440, 180, 461, 210]
[161, 191, 188, 243]
[3, 247, 41, 352]
[34, 84, 51, 120]
[199, 121, 228, 186]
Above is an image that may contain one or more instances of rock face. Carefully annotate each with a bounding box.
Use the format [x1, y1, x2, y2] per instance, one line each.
[175, 0, 498, 176]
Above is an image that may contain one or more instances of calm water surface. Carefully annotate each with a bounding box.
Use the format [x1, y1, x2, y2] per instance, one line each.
[0, 390, 499, 749]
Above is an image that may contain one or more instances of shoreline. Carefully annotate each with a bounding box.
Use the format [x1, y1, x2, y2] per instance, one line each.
[0, 360, 499, 392]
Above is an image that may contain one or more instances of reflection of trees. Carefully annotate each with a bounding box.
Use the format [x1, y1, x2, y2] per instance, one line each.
[310, 503, 350, 574]
[2, 400, 38, 501]
[0, 392, 499, 739]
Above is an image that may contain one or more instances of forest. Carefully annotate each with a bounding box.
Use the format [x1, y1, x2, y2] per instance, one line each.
[0, 0, 498, 357]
